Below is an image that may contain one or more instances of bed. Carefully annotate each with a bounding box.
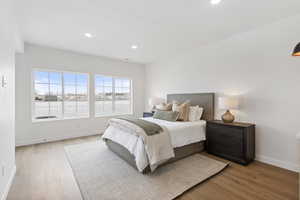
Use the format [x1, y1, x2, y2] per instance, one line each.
[103, 93, 215, 173]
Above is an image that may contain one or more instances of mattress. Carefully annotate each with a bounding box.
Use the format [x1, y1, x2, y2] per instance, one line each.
[143, 117, 206, 148]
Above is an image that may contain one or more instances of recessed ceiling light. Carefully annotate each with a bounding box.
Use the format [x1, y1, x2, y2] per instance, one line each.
[84, 33, 93, 38]
[211, 0, 222, 5]
[131, 45, 138, 49]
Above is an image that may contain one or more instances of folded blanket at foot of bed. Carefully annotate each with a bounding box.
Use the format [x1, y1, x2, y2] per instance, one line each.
[115, 116, 163, 136]
[102, 117, 175, 172]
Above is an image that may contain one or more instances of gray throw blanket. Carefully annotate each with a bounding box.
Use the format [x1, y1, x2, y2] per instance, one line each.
[116, 116, 163, 136]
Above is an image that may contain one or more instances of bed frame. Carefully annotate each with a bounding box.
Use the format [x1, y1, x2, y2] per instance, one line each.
[105, 93, 215, 173]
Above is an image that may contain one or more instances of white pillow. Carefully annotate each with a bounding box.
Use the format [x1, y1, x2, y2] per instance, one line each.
[188, 106, 204, 121]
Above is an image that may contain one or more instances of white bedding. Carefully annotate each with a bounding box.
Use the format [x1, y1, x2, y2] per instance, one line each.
[143, 117, 206, 148]
[102, 117, 206, 172]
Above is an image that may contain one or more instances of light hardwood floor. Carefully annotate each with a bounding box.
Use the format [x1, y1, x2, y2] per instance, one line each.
[7, 136, 298, 200]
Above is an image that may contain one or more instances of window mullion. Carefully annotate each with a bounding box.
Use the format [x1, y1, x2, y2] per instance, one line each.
[32, 71, 36, 119]
[112, 78, 115, 113]
[48, 72, 51, 116]
[75, 75, 78, 117]
[102, 84, 104, 114]
[62, 73, 65, 119]
[130, 80, 132, 114]
[102, 79, 105, 114]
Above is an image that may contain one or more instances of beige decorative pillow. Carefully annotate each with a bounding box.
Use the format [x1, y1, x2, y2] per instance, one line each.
[172, 101, 190, 121]
[156, 103, 172, 111]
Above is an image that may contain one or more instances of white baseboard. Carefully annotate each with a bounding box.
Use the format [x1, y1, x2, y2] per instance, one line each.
[1, 165, 16, 200]
[256, 155, 300, 172]
[16, 131, 104, 147]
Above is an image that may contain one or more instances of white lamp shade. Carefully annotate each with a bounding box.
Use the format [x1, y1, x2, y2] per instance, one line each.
[148, 97, 164, 106]
[218, 96, 239, 110]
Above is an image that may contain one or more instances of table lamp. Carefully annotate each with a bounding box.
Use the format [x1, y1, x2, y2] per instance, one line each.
[218, 96, 239, 123]
[148, 97, 163, 112]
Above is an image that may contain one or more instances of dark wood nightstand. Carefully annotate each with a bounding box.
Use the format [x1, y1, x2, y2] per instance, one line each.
[206, 120, 255, 165]
[143, 112, 154, 118]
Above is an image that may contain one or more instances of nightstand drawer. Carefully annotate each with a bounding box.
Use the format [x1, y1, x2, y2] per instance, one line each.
[207, 124, 243, 144]
[208, 140, 243, 159]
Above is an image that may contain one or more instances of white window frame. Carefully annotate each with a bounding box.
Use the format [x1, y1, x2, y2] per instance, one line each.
[94, 74, 133, 117]
[32, 69, 90, 122]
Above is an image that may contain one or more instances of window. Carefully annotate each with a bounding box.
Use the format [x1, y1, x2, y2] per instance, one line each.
[63, 73, 89, 118]
[33, 71, 63, 120]
[95, 75, 132, 116]
[33, 70, 89, 121]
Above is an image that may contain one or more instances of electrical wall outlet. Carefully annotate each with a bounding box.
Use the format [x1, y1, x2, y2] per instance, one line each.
[1, 75, 7, 88]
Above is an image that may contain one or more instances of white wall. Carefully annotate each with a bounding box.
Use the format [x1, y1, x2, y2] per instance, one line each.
[15, 44, 145, 146]
[145, 16, 300, 172]
[0, 0, 16, 199]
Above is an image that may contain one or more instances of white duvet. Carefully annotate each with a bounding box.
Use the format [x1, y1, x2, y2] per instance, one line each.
[102, 117, 206, 172]
[144, 118, 206, 148]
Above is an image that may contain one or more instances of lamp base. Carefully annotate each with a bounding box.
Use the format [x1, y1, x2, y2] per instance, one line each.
[150, 106, 156, 113]
[222, 110, 235, 123]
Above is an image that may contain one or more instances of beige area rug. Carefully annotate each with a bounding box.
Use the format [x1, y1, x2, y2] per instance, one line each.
[65, 141, 228, 200]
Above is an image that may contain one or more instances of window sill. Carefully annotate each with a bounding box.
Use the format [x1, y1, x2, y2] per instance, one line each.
[94, 113, 133, 118]
[32, 116, 90, 123]
[32, 113, 134, 123]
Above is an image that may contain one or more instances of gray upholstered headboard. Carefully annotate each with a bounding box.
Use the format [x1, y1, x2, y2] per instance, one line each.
[167, 93, 215, 121]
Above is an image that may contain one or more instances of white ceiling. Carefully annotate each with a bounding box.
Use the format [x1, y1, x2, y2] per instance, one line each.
[16, 0, 300, 64]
